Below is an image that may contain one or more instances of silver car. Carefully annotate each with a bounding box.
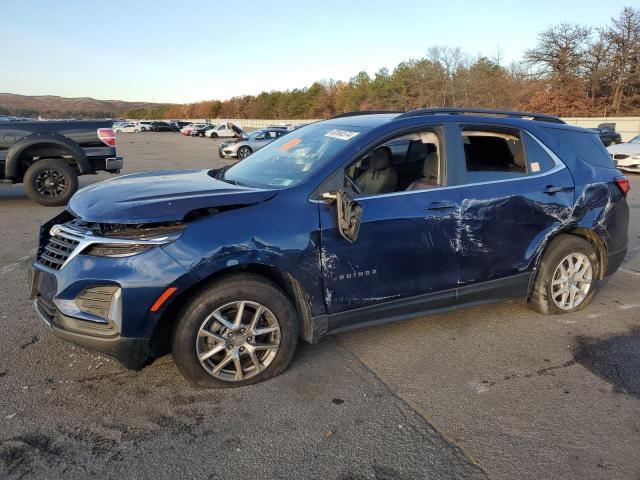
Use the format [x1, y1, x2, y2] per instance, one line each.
[218, 128, 289, 159]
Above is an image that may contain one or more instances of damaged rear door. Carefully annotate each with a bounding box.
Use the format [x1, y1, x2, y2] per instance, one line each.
[449, 123, 575, 298]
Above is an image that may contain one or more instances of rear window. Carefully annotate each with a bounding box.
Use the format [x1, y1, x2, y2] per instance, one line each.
[544, 128, 615, 168]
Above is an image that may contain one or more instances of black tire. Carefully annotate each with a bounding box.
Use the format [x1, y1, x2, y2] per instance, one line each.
[529, 234, 599, 314]
[210, 132, 218, 138]
[237, 146, 252, 159]
[171, 274, 299, 388]
[24, 158, 79, 206]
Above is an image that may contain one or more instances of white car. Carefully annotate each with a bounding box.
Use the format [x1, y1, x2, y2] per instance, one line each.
[205, 122, 244, 138]
[114, 122, 141, 133]
[608, 134, 640, 173]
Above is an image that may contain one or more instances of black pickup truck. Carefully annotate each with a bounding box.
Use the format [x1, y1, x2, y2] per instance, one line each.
[0, 121, 123, 205]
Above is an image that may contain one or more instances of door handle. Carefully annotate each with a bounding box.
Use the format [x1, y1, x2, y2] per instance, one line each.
[542, 185, 573, 194]
[426, 201, 456, 211]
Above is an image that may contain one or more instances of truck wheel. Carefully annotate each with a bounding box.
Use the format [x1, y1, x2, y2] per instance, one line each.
[529, 235, 599, 314]
[24, 158, 79, 206]
[171, 274, 299, 388]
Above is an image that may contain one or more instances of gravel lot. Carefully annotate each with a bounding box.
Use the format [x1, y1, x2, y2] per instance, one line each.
[1, 132, 639, 479]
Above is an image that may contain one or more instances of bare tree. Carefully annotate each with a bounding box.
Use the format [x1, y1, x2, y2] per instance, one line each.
[605, 7, 640, 113]
[524, 23, 592, 85]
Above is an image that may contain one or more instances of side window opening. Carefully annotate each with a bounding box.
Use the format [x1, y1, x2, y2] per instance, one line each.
[344, 130, 443, 196]
[461, 128, 526, 182]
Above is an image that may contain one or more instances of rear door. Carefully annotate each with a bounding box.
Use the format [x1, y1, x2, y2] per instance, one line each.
[448, 123, 575, 298]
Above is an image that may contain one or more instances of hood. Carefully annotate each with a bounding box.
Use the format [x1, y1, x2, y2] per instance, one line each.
[68, 169, 277, 223]
[607, 143, 640, 156]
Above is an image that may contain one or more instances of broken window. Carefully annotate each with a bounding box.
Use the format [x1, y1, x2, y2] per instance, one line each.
[461, 127, 527, 183]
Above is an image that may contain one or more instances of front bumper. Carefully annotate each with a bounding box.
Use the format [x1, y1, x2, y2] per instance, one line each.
[29, 233, 196, 369]
[613, 157, 640, 173]
[33, 295, 150, 370]
[218, 144, 238, 158]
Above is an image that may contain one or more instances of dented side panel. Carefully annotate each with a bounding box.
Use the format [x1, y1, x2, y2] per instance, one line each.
[455, 167, 576, 285]
[163, 191, 326, 316]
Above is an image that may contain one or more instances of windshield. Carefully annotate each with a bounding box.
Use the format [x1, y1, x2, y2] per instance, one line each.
[629, 135, 640, 144]
[222, 123, 368, 189]
[245, 129, 266, 139]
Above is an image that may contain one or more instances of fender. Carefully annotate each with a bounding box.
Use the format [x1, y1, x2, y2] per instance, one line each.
[5, 133, 90, 179]
[163, 244, 325, 342]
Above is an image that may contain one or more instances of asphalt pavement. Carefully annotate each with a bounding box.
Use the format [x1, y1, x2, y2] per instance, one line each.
[0, 132, 638, 479]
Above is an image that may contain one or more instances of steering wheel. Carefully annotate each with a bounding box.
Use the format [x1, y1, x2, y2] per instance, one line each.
[345, 174, 362, 195]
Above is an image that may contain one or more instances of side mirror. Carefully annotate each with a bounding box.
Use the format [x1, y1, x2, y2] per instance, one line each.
[322, 190, 363, 243]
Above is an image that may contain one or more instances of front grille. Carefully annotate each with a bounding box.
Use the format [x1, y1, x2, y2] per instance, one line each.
[37, 229, 81, 270]
[36, 296, 57, 322]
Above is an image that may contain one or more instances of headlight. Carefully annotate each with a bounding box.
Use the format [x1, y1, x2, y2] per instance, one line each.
[82, 227, 184, 258]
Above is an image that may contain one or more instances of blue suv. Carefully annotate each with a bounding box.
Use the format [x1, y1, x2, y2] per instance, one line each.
[30, 109, 630, 387]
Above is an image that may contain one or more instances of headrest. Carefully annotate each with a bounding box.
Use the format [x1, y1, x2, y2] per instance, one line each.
[423, 151, 439, 179]
[370, 146, 391, 171]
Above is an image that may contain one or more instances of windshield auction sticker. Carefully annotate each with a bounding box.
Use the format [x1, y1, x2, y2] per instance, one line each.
[324, 129, 360, 140]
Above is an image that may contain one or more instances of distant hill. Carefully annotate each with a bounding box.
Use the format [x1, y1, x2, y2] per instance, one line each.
[0, 93, 171, 119]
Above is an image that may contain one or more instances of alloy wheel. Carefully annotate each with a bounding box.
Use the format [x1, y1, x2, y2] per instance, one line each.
[34, 168, 67, 198]
[196, 301, 281, 381]
[238, 147, 251, 159]
[551, 253, 593, 310]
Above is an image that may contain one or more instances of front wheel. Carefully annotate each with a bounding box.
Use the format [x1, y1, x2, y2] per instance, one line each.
[529, 235, 599, 314]
[23, 158, 79, 206]
[171, 274, 298, 388]
[237, 146, 252, 159]
[210, 132, 218, 138]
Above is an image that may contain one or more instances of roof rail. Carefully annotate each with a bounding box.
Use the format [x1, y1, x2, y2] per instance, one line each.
[331, 110, 403, 119]
[395, 108, 565, 124]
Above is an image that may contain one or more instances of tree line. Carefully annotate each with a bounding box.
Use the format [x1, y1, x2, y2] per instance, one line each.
[132, 6, 637, 121]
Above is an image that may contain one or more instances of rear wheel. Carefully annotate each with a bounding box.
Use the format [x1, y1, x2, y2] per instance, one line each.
[237, 146, 252, 159]
[171, 274, 298, 388]
[24, 158, 78, 206]
[529, 235, 599, 314]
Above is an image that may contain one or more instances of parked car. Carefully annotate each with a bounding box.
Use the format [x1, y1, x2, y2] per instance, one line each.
[0, 120, 123, 205]
[190, 124, 215, 137]
[138, 121, 153, 132]
[590, 123, 622, 146]
[30, 108, 629, 388]
[608, 134, 640, 173]
[170, 120, 191, 130]
[114, 122, 141, 133]
[218, 127, 289, 159]
[150, 121, 179, 132]
[181, 123, 204, 136]
[205, 122, 243, 138]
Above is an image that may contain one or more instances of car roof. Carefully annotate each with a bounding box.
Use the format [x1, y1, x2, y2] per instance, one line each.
[323, 111, 589, 134]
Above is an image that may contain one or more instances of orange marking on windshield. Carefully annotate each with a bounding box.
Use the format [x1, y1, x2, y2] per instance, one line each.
[279, 138, 302, 151]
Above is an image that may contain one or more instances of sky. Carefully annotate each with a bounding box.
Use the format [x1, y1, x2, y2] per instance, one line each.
[0, 0, 633, 104]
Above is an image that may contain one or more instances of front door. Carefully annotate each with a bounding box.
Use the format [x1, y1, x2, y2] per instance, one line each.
[318, 127, 460, 328]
